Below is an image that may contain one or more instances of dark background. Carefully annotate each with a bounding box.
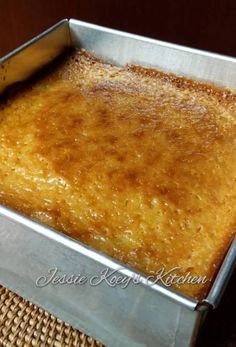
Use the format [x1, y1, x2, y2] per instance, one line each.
[0, 0, 235, 346]
[0, 0, 236, 57]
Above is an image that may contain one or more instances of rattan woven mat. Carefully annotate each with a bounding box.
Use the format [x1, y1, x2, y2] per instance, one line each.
[0, 276, 236, 347]
[0, 286, 104, 347]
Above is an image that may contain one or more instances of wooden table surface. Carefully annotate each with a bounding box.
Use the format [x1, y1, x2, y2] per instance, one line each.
[0, 1, 235, 346]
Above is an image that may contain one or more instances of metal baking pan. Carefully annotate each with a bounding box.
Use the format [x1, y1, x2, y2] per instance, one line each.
[0, 19, 235, 347]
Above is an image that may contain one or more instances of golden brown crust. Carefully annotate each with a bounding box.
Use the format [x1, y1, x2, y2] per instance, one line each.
[0, 49, 236, 299]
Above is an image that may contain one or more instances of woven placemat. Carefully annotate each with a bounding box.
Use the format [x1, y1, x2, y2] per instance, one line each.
[1, 274, 236, 347]
[0, 286, 104, 347]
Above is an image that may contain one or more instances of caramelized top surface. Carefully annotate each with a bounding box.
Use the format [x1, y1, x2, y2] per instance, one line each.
[0, 50, 236, 299]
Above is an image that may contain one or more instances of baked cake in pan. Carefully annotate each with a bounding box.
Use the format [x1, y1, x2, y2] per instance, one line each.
[0, 50, 235, 299]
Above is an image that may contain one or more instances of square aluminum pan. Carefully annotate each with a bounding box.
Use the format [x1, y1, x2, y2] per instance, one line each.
[0, 19, 235, 347]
